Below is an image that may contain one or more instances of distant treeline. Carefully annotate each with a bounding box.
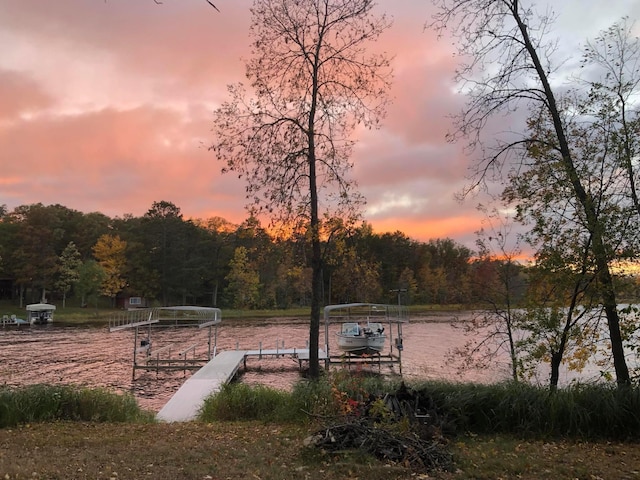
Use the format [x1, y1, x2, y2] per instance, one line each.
[0, 201, 633, 309]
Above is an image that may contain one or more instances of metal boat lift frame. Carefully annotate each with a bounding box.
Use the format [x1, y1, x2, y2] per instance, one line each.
[109, 306, 222, 380]
[323, 302, 408, 375]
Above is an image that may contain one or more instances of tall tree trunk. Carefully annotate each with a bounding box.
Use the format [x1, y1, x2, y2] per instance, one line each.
[309, 236, 322, 379]
[598, 262, 630, 386]
[549, 350, 562, 391]
[514, 8, 631, 387]
[308, 130, 321, 378]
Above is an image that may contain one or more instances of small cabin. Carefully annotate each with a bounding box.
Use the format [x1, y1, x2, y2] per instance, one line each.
[117, 296, 149, 310]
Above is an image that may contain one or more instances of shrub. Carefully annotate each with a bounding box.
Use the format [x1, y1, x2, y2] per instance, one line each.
[199, 372, 403, 424]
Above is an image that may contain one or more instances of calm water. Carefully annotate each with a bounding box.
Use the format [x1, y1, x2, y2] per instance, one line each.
[0, 312, 605, 413]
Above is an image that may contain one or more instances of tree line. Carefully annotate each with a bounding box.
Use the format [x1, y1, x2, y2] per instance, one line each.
[0, 200, 499, 309]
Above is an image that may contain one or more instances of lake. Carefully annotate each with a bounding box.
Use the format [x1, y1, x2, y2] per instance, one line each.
[0, 311, 618, 413]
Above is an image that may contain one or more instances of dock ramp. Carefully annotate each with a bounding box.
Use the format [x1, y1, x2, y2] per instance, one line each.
[156, 350, 246, 422]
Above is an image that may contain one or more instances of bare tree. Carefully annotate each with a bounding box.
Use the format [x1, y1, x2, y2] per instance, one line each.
[581, 18, 640, 218]
[450, 206, 526, 382]
[212, 0, 392, 378]
[430, 0, 633, 386]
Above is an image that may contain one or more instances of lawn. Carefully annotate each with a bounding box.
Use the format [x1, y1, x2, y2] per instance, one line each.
[1, 421, 639, 480]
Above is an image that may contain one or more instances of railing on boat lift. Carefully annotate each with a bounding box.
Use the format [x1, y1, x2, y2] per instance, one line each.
[108, 306, 222, 379]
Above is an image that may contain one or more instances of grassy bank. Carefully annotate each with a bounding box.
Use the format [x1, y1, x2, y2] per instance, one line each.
[0, 384, 154, 428]
[4, 378, 640, 439]
[3, 379, 640, 479]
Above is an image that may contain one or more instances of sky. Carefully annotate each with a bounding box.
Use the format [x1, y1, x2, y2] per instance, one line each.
[1, 1, 638, 252]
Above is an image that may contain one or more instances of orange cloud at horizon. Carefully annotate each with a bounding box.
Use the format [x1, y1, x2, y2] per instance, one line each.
[369, 215, 483, 245]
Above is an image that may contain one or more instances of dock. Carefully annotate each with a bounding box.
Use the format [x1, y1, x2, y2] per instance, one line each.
[156, 350, 246, 422]
[113, 305, 404, 421]
[156, 348, 327, 422]
[1, 315, 28, 326]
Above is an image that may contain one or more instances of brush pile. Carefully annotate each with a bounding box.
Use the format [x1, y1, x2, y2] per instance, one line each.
[305, 382, 454, 473]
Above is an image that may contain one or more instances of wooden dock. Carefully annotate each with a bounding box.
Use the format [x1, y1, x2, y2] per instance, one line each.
[156, 348, 326, 422]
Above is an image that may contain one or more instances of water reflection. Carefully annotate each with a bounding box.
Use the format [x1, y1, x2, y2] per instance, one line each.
[1, 312, 611, 413]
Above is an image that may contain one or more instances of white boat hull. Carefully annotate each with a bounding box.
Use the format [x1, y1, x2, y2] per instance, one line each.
[336, 322, 386, 355]
[336, 334, 385, 355]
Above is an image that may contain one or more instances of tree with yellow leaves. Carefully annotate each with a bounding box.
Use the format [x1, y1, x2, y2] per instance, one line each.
[92, 234, 128, 306]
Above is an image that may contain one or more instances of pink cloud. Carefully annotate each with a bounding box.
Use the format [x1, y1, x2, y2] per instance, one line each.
[0, 104, 246, 221]
[0, 0, 481, 249]
[2, 1, 632, 253]
[0, 70, 53, 119]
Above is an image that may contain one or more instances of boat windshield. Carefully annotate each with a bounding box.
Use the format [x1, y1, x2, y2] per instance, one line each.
[341, 323, 360, 335]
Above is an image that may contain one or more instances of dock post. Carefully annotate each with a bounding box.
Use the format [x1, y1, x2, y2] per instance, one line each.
[132, 326, 138, 381]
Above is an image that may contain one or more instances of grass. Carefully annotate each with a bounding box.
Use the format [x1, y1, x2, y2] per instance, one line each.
[418, 380, 640, 440]
[3, 380, 640, 478]
[2, 422, 640, 479]
[199, 382, 297, 422]
[0, 384, 154, 428]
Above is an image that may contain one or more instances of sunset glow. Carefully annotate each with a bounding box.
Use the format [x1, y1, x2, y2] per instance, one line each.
[0, 1, 638, 249]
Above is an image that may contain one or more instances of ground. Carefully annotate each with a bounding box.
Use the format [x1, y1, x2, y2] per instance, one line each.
[1, 421, 640, 480]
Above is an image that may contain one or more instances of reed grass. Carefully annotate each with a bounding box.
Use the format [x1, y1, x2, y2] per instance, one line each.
[199, 371, 400, 424]
[199, 376, 640, 440]
[0, 384, 154, 427]
[3, 376, 640, 441]
[415, 380, 640, 440]
[199, 382, 294, 422]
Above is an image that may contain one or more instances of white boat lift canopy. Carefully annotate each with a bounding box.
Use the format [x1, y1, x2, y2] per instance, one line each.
[109, 306, 221, 332]
[26, 303, 56, 312]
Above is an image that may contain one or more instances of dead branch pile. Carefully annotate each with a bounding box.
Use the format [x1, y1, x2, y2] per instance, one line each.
[309, 418, 453, 472]
[306, 382, 454, 473]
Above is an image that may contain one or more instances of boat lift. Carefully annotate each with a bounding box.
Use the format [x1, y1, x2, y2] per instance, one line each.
[109, 306, 222, 380]
[323, 302, 409, 375]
